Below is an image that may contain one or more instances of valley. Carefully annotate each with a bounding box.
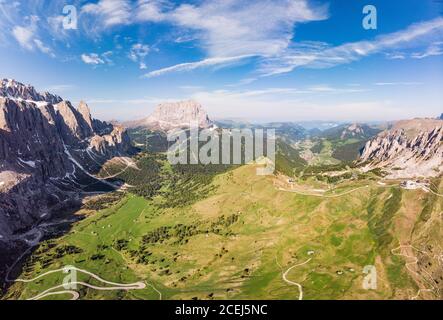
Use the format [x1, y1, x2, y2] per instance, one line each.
[3, 152, 442, 300]
[0, 81, 441, 301]
[0, 0, 442, 306]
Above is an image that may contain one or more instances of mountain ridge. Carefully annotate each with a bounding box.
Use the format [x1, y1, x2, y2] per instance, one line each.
[0, 79, 133, 254]
[360, 118, 443, 178]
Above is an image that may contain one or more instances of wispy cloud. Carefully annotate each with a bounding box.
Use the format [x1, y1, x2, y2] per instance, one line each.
[1, 0, 442, 85]
[374, 82, 423, 86]
[192, 85, 368, 101]
[411, 42, 443, 59]
[141, 9, 443, 78]
[163, 0, 328, 58]
[226, 78, 258, 87]
[144, 55, 254, 78]
[11, 15, 55, 57]
[385, 52, 406, 60]
[260, 17, 443, 76]
[136, 0, 168, 23]
[140, 0, 327, 77]
[12, 24, 35, 50]
[81, 0, 132, 28]
[307, 85, 368, 93]
[46, 84, 76, 93]
[34, 39, 55, 57]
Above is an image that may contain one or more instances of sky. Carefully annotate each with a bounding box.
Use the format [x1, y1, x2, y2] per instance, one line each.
[0, 0, 442, 122]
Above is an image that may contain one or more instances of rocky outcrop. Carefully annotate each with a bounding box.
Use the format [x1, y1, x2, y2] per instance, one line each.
[0, 79, 133, 242]
[0, 79, 62, 104]
[78, 100, 94, 131]
[126, 100, 213, 131]
[359, 119, 443, 178]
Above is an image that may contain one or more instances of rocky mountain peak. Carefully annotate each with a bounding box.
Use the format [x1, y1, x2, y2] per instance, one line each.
[127, 99, 213, 131]
[0, 79, 133, 242]
[0, 78, 63, 104]
[360, 118, 443, 178]
[77, 100, 94, 130]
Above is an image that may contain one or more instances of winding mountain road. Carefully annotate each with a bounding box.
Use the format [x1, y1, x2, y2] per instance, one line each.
[15, 266, 147, 300]
[277, 257, 312, 300]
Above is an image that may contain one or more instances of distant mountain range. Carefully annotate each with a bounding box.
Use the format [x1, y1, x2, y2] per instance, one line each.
[1, 81, 441, 285]
[319, 123, 381, 141]
[125, 100, 442, 176]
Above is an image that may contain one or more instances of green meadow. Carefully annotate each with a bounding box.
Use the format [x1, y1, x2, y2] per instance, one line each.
[4, 159, 442, 300]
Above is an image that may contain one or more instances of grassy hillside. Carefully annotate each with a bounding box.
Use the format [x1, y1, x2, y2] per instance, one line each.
[4, 163, 441, 300]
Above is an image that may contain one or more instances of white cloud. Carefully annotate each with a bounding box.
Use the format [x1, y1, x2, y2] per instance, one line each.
[260, 17, 443, 76]
[385, 52, 406, 60]
[81, 51, 114, 65]
[136, 0, 168, 23]
[12, 15, 39, 50]
[77, 0, 327, 60]
[139, 0, 327, 77]
[166, 0, 327, 58]
[307, 86, 368, 93]
[34, 39, 55, 57]
[0, 0, 21, 41]
[226, 78, 258, 87]
[102, 51, 114, 64]
[129, 43, 150, 69]
[174, 33, 199, 43]
[192, 86, 368, 101]
[144, 55, 254, 78]
[12, 25, 34, 50]
[82, 0, 132, 28]
[81, 53, 105, 65]
[411, 42, 443, 59]
[11, 15, 55, 57]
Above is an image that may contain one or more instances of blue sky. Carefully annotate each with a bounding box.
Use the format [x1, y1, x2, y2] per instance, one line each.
[0, 0, 442, 122]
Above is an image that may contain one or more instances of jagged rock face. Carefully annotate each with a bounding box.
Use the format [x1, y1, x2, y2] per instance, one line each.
[360, 119, 443, 178]
[127, 100, 213, 131]
[89, 125, 131, 157]
[0, 80, 132, 240]
[78, 100, 94, 131]
[0, 79, 62, 104]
